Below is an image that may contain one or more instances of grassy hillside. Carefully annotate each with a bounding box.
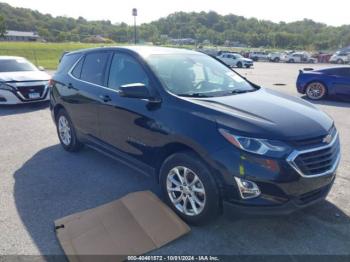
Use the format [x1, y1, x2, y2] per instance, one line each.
[0, 42, 119, 69]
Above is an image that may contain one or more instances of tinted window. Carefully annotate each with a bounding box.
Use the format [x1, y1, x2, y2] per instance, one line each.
[71, 57, 84, 79]
[56, 53, 81, 74]
[81, 52, 110, 86]
[108, 53, 149, 90]
[0, 58, 37, 72]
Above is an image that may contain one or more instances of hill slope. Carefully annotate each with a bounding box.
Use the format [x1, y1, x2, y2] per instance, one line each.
[0, 2, 349, 50]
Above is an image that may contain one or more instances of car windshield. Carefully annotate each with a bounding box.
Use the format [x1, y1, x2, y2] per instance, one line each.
[0, 58, 38, 72]
[146, 54, 256, 97]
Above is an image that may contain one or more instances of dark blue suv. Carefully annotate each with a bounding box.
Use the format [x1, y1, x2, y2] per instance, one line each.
[50, 46, 341, 224]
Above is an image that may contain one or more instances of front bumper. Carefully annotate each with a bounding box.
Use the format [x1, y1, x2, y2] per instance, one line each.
[223, 175, 335, 215]
[208, 132, 340, 215]
[0, 87, 50, 105]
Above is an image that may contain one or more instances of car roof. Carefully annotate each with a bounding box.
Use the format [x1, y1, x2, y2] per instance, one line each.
[67, 46, 202, 59]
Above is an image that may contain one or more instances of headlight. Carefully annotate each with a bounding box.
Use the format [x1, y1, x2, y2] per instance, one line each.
[219, 129, 291, 157]
[0, 83, 15, 91]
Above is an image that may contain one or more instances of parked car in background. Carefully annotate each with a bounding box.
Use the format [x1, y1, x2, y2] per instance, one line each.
[0, 56, 50, 105]
[297, 67, 350, 100]
[282, 52, 317, 63]
[329, 51, 350, 64]
[216, 52, 253, 68]
[249, 51, 269, 61]
[50, 46, 340, 224]
[268, 52, 282, 62]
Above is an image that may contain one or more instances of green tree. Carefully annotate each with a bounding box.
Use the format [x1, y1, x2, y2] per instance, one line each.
[0, 15, 6, 37]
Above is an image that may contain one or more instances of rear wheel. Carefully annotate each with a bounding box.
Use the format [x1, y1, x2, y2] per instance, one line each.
[288, 59, 295, 63]
[337, 59, 344, 64]
[160, 152, 221, 225]
[273, 57, 280, 62]
[56, 109, 83, 152]
[306, 82, 327, 100]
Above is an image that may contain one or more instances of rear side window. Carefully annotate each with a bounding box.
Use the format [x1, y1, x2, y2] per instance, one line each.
[80, 52, 111, 86]
[56, 53, 81, 75]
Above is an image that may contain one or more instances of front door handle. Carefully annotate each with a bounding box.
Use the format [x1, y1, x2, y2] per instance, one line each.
[99, 94, 112, 103]
[68, 83, 74, 89]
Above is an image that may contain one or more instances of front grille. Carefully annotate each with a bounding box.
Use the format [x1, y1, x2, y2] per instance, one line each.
[287, 132, 340, 177]
[17, 85, 45, 99]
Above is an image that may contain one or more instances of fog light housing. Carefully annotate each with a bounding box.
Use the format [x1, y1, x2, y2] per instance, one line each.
[234, 177, 261, 199]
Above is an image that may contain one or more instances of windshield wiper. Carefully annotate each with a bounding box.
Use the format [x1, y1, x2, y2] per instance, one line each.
[230, 89, 255, 94]
[177, 93, 214, 97]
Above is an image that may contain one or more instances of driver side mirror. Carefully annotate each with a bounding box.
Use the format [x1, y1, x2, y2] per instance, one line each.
[119, 83, 153, 99]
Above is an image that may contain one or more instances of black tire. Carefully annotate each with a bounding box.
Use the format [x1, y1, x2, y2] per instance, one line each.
[237, 62, 243, 68]
[160, 152, 221, 225]
[288, 59, 295, 63]
[273, 57, 280, 62]
[56, 109, 83, 152]
[337, 59, 344, 64]
[245, 65, 251, 68]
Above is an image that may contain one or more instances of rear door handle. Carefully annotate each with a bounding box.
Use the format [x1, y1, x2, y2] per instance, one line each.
[68, 83, 74, 89]
[99, 94, 112, 103]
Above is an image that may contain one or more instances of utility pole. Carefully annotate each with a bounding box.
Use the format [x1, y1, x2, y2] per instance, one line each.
[132, 8, 137, 44]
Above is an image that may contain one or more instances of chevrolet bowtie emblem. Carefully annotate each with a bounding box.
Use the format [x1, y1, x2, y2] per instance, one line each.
[323, 134, 333, 144]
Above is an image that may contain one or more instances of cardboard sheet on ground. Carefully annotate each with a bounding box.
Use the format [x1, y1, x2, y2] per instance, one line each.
[54, 191, 190, 262]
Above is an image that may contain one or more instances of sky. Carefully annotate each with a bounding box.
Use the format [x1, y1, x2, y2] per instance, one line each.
[2, 0, 349, 26]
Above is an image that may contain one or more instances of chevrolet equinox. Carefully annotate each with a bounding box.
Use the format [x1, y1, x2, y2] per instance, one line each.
[50, 46, 341, 224]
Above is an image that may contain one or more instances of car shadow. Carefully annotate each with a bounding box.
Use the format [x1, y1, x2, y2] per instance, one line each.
[14, 145, 350, 256]
[301, 96, 350, 108]
[13, 144, 159, 256]
[0, 101, 49, 117]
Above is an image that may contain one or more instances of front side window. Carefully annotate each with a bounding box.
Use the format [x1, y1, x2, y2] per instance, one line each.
[80, 52, 110, 86]
[108, 53, 149, 90]
[146, 53, 255, 97]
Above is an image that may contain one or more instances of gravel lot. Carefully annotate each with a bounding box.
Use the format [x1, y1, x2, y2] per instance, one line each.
[0, 62, 349, 257]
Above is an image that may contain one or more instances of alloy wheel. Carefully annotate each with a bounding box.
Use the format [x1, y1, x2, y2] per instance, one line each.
[58, 115, 72, 146]
[306, 83, 326, 100]
[166, 166, 206, 216]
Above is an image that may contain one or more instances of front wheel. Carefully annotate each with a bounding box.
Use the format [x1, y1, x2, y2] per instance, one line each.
[237, 62, 243, 68]
[56, 109, 83, 152]
[305, 82, 327, 100]
[160, 152, 221, 225]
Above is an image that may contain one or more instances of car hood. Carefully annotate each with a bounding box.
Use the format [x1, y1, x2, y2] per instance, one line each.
[0, 71, 50, 83]
[189, 88, 333, 141]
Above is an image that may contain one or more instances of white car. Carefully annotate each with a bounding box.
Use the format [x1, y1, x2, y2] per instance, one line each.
[267, 52, 282, 62]
[329, 51, 349, 64]
[249, 51, 269, 61]
[281, 52, 317, 63]
[0, 56, 50, 105]
[216, 53, 254, 68]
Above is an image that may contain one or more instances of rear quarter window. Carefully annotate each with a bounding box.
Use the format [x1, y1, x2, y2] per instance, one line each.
[56, 53, 82, 75]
